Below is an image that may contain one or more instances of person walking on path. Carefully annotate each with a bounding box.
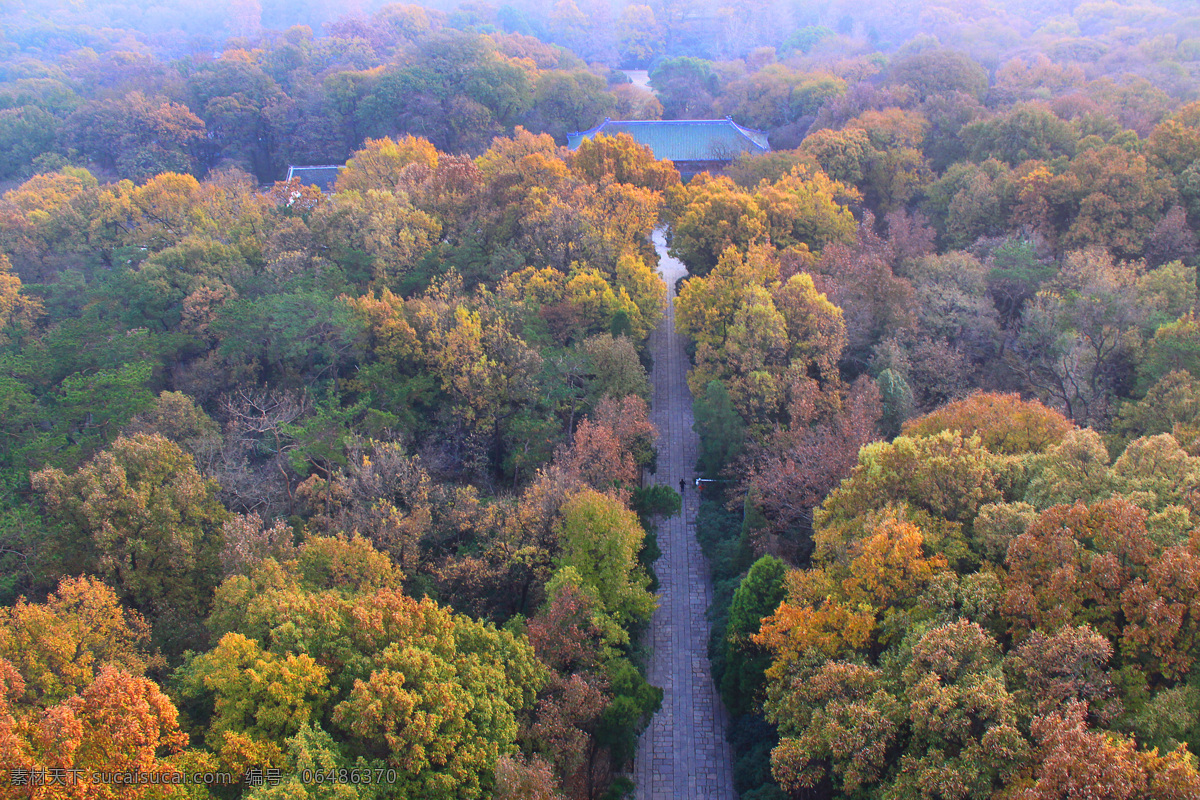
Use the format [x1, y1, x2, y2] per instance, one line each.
[679, 478, 685, 496]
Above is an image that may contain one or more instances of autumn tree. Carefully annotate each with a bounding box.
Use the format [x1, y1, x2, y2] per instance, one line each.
[199, 534, 542, 798]
[670, 166, 856, 277]
[310, 187, 441, 286]
[412, 289, 542, 477]
[1022, 428, 1115, 511]
[1007, 625, 1120, 723]
[767, 659, 899, 796]
[525, 579, 612, 797]
[677, 243, 848, 425]
[218, 513, 296, 578]
[889, 620, 1029, 799]
[1063, 145, 1175, 260]
[902, 250, 1000, 371]
[1015, 147, 1175, 260]
[815, 430, 1010, 564]
[0, 578, 196, 797]
[810, 213, 917, 370]
[756, 514, 950, 671]
[922, 159, 1019, 250]
[676, 245, 778, 351]
[0, 576, 152, 707]
[175, 632, 329, 772]
[719, 66, 846, 132]
[1022, 702, 1200, 799]
[33, 433, 230, 655]
[0, 253, 42, 348]
[616, 5, 663, 66]
[334, 135, 439, 194]
[494, 754, 566, 800]
[567, 132, 680, 192]
[902, 393, 1073, 455]
[0, 166, 99, 280]
[1009, 248, 1145, 427]
[742, 376, 881, 540]
[0, 665, 192, 799]
[298, 440, 432, 573]
[555, 489, 656, 637]
[1002, 498, 1155, 642]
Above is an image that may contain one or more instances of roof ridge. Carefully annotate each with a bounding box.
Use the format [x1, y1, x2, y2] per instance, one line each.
[726, 121, 770, 150]
[567, 117, 770, 137]
[726, 118, 770, 136]
[595, 118, 757, 125]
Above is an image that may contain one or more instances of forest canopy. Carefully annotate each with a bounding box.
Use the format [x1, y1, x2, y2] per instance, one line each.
[4, 0, 1200, 799]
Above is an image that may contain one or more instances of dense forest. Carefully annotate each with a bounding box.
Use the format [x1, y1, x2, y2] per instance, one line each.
[5, 0, 1200, 799]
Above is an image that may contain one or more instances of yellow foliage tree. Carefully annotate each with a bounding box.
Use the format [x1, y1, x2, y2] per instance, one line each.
[335, 135, 440, 194]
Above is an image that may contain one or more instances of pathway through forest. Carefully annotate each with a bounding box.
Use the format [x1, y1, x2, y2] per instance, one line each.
[634, 230, 737, 799]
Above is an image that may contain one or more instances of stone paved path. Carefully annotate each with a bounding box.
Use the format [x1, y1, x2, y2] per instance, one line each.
[634, 230, 737, 800]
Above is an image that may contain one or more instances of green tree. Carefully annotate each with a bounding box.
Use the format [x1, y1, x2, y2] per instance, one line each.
[1009, 248, 1144, 427]
[523, 70, 616, 143]
[580, 333, 650, 403]
[214, 291, 363, 389]
[693, 380, 747, 479]
[889, 48, 989, 101]
[1142, 313, 1200, 391]
[555, 489, 656, 637]
[175, 632, 330, 771]
[961, 104, 1078, 167]
[721, 555, 786, 717]
[876, 368, 915, 439]
[64, 91, 205, 180]
[617, 5, 663, 66]
[649, 57, 718, 118]
[357, 32, 534, 153]
[0, 105, 58, 180]
[1114, 370, 1200, 448]
[33, 433, 230, 654]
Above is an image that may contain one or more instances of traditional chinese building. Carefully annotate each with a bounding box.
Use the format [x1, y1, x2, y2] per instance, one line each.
[566, 117, 770, 179]
[285, 164, 344, 193]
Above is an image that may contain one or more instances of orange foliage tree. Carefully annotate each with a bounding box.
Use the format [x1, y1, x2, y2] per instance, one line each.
[902, 391, 1074, 455]
[0, 578, 196, 797]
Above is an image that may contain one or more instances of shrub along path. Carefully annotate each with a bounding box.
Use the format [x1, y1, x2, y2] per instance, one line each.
[634, 230, 737, 799]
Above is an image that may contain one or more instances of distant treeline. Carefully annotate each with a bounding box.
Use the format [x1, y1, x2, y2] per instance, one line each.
[3, 1, 1200, 187]
[0, 4, 663, 185]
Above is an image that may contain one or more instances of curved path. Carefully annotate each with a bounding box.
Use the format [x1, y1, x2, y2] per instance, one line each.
[635, 230, 737, 799]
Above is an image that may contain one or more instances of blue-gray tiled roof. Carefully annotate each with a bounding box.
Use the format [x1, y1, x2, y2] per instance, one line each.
[286, 165, 344, 193]
[566, 118, 770, 162]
